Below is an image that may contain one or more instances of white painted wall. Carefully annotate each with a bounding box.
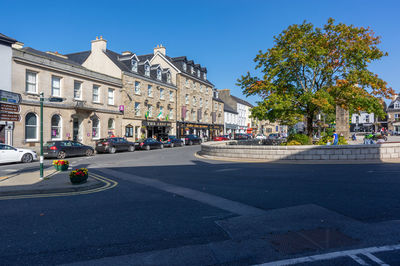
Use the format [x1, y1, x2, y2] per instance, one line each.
[0, 44, 12, 91]
[351, 112, 375, 124]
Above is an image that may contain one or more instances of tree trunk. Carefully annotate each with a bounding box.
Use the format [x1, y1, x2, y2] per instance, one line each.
[306, 115, 313, 142]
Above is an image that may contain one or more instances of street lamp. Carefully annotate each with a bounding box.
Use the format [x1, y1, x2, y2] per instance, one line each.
[40, 92, 44, 178]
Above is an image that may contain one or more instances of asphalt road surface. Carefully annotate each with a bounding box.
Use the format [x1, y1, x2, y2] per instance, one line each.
[0, 145, 399, 265]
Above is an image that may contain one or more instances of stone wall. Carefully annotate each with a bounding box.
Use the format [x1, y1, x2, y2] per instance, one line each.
[200, 141, 400, 161]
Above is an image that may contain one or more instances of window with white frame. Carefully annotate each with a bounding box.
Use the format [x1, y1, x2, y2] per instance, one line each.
[51, 114, 61, 140]
[51, 76, 61, 97]
[93, 85, 100, 102]
[197, 70, 200, 78]
[185, 94, 189, 104]
[395, 114, 399, 121]
[108, 88, 114, 105]
[108, 118, 115, 130]
[183, 62, 187, 72]
[185, 109, 189, 120]
[193, 96, 197, 106]
[160, 88, 164, 99]
[145, 64, 150, 76]
[192, 111, 196, 121]
[148, 85, 153, 97]
[169, 90, 174, 102]
[134, 81, 141, 94]
[394, 102, 400, 109]
[200, 98, 203, 107]
[74, 81, 82, 99]
[206, 87, 209, 94]
[148, 105, 153, 117]
[134, 102, 140, 116]
[185, 78, 189, 87]
[25, 112, 37, 140]
[191, 66, 194, 75]
[26, 70, 37, 93]
[200, 85, 203, 92]
[157, 69, 162, 80]
[159, 106, 164, 118]
[169, 109, 174, 119]
[92, 118, 100, 139]
[203, 72, 207, 80]
[131, 59, 138, 72]
[167, 72, 171, 83]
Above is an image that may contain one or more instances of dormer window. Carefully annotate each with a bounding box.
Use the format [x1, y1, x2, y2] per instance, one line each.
[157, 69, 162, 80]
[167, 72, 171, 83]
[203, 72, 207, 80]
[395, 102, 400, 109]
[183, 62, 187, 72]
[145, 64, 150, 77]
[191, 66, 194, 75]
[197, 70, 200, 78]
[131, 59, 137, 72]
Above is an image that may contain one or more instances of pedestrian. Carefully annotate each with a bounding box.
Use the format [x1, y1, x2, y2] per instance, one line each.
[332, 130, 339, 145]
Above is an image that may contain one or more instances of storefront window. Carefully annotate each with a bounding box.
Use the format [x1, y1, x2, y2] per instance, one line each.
[125, 125, 133, 137]
[51, 114, 61, 140]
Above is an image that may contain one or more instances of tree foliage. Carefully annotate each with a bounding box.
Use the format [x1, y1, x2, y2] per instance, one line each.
[238, 18, 394, 137]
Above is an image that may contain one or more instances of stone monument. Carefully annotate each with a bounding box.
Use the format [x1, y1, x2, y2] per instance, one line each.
[336, 105, 350, 139]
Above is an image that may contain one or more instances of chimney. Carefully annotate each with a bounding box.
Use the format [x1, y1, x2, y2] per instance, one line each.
[122, 51, 132, 56]
[91, 36, 107, 53]
[12, 42, 24, 49]
[154, 44, 166, 56]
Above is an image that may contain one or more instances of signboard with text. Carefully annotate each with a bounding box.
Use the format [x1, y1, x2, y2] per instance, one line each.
[0, 113, 20, 122]
[0, 90, 21, 104]
[0, 103, 20, 113]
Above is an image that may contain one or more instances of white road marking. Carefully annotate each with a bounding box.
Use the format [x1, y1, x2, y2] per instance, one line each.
[215, 168, 240, 172]
[363, 252, 389, 266]
[349, 254, 369, 265]
[255, 244, 400, 266]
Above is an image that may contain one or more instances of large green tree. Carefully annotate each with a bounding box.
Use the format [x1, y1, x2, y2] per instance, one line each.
[238, 18, 394, 138]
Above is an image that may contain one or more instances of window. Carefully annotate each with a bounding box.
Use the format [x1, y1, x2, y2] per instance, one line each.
[191, 81, 195, 90]
[148, 105, 153, 117]
[183, 62, 187, 71]
[159, 106, 164, 118]
[192, 111, 196, 121]
[185, 94, 189, 104]
[395, 114, 399, 121]
[160, 88, 164, 99]
[214, 103, 217, 110]
[51, 114, 61, 140]
[185, 109, 189, 120]
[25, 113, 37, 140]
[108, 118, 115, 130]
[200, 85, 203, 92]
[169, 91, 174, 101]
[134, 102, 140, 116]
[131, 59, 137, 72]
[134, 81, 141, 94]
[203, 72, 207, 80]
[193, 96, 196, 106]
[93, 85, 100, 102]
[74, 81, 82, 100]
[395, 102, 400, 109]
[191, 66, 194, 74]
[167, 72, 171, 83]
[169, 109, 174, 119]
[200, 98, 203, 107]
[157, 69, 162, 80]
[26, 70, 37, 93]
[108, 88, 114, 105]
[51, 76, 61, 97]
[92, 118, 100, 139]
[148, 85, 153, 97]
[145, 64, 150, 76]
[206, 87, 209, 94]
[125, 125, 133, 137]
[185, 78, 189, 87]
[197, 70, 200, 78]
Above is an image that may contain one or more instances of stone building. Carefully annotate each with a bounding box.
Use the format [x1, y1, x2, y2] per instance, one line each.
[12, 44, 123, 150]
[66, 38, 177, 141]
[143, 46, 224, 139]
[387, 94, 400, 133]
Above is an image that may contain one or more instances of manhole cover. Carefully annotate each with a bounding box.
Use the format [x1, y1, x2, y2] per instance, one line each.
[270, 228, 359, 254]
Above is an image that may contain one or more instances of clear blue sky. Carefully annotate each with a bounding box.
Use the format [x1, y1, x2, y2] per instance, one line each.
[2, 0, 399, 105]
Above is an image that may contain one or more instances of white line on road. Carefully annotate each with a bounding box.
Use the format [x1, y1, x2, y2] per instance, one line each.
[255, 244, 400, 266]
[363, 252, 389, 266]
[349, 254, 369, 265]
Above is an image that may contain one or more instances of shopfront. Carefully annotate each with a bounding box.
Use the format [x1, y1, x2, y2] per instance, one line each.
[177, 122, 210, 139]
[225, 123, 238, 136]
[142, 120, 171, 140]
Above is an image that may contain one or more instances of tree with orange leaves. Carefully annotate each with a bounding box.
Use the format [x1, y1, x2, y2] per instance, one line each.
[238, 18, 394, 139]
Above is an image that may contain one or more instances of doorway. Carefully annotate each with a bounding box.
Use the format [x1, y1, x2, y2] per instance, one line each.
[73, 117, 81, 141]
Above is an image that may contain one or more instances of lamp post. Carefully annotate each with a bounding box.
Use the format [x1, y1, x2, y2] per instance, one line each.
[40, 92, 44, 178]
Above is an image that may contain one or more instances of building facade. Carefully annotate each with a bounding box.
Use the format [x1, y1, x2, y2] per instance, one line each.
[350, 112, 376, 132]
[387, 94, 400, 133]
[223, 103, 238, 135]
[12, 45, 123, 150]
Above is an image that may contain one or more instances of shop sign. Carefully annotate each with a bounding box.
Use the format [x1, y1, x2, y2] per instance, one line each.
[184, 123, 209, 129]
[143, 120, 171, 127]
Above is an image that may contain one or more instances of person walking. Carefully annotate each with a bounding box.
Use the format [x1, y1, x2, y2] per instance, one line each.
[332, 130, 339, 145]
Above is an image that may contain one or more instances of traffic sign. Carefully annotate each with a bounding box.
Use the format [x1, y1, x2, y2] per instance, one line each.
[48, 97, 64, 102]
[0, 90, 21, 104]
[0, 103, 20, 113]
[0, 113, 20, 122]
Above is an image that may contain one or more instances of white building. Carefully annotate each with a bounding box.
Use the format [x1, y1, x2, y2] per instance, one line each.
[351, 112, 375, 132]
[223, 103, 238, 135]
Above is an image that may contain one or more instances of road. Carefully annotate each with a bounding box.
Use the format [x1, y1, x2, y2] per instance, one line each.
[0, 145, 399, 265]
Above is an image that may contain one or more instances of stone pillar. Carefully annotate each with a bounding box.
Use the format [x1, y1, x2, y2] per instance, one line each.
[336, 105, 350, 139]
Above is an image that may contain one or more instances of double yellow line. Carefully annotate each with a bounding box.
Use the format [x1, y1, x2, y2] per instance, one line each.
[0, 173, 118, 200]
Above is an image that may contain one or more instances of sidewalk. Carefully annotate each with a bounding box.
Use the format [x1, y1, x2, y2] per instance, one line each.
[0, 167, 104, 196]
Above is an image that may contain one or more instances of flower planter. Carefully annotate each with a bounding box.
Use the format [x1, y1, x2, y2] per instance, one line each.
[59, 164, 69, 171]
[70, 174, 88, 184]
[53, 160, 69, 171]
[54, 165, 59, 171]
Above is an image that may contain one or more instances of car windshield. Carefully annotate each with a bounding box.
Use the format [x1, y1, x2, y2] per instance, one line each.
[45, 142, 56, 146]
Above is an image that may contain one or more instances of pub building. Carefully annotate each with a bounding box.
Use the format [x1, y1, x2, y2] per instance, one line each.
[142, 120, 172, 139]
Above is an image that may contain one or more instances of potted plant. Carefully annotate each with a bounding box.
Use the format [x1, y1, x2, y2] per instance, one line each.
[69, 168, 89, 184]
[52, 160, 69, 171]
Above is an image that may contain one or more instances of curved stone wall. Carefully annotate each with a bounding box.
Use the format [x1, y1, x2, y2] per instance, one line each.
[200, 141, 400, 161]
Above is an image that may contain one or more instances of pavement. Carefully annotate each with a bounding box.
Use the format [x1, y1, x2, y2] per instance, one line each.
[0, 145, 399, 265]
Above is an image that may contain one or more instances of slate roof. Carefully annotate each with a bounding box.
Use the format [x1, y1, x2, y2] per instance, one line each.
[213, 97, 224, 103]
[387, 95, 400, 110]
[230, 95, 253, 107]
[0, 33, 17, 45]
[22, 47, 84, 67]
[223, 103, 238, 114]
[65, 50, 91, 64]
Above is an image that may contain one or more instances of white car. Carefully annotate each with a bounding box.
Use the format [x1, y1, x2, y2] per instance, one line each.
[255, 134, 267, 140]
[0, 144, 37, 163]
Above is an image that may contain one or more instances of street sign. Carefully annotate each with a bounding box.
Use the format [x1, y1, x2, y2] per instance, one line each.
[0, 103, 20, 113]
[48, 97, 64, 102]
[0, 113, 20, 122]
[0, 90, 21, 104]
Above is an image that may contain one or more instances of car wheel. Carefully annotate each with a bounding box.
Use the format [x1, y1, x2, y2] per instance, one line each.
[145, 145, 150, 151]
[170, 143, 174, 148]
[128, 145, 135, 152]
[160, 144, 164, 149]
[109, 147, 116, 154]
[57, 151, 66, 159]
[189, 141, 193, 146]
[21, 153, 33, 163]
[85, 149, 93, 156]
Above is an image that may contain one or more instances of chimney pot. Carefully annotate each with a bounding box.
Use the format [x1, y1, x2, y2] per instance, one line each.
[154, 44, 166, 56]
[91, 36, 107, 52]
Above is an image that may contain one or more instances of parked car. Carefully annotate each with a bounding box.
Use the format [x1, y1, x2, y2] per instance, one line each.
[268, 133, 281, 140]
[95, 137, 136, 154]
[160, 135, 184, 147]
[0, 144, 37, 163]
[255, 134, 267, 140]
[234, 133, 251, 140]
[138, 138, 164, 150]
[44, 141, 95, 159]
[213, 135, 230, 141]
[184, 134, 202, 145]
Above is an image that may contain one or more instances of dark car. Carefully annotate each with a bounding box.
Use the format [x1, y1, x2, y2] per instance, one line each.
[44, 140, 94, 159]
[184, 134, 202, 145]
[160, 135, 184, 148]
[95, 137, 136, 154]
[234, 133, 250, 140]
[138, 138, 164, 150]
